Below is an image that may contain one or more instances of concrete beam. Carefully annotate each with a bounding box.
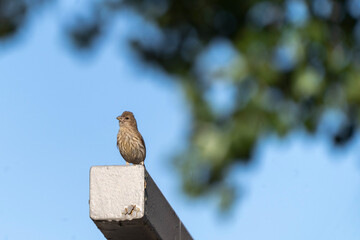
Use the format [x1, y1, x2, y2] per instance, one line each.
[90, 165, 193, 240]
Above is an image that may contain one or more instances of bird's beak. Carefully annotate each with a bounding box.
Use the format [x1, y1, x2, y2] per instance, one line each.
[116, 116, 122, 121]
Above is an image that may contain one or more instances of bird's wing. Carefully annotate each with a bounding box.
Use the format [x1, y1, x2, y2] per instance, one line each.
[140, 135, 146, 159]
[138, 132, 146, 159]
[140, 134, 146, 150]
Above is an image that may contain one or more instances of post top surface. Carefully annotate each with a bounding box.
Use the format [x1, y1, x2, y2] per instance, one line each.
[90, 165, 145, 221]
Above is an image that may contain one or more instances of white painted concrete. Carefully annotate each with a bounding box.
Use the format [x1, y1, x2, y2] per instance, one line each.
[89, 165, 193, 240]
[90, 165, 145, 221]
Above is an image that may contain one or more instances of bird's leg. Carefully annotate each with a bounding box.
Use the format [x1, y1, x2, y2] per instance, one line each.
[126, 162, 129, 166]
[140, 161, 144, 166]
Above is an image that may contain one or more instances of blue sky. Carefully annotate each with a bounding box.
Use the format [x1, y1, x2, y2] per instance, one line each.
[1, 2, 360, 240]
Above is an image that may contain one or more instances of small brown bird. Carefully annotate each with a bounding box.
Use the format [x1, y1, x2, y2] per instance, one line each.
[116, 111, 146, 165]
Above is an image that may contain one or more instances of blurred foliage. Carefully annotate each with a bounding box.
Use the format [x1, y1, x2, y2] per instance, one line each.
[0, 0, 44, 38]
[2, 0, 360, 209]
[0, 0, 28, 38]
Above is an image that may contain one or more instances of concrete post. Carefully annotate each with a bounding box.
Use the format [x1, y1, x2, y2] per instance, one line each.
[90, 165, 193, 240]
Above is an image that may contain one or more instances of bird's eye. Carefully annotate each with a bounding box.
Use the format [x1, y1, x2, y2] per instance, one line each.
[125, 117, 129, 120]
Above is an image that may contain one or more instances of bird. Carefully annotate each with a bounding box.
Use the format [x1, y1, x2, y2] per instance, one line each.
[116, 111, 146, 165]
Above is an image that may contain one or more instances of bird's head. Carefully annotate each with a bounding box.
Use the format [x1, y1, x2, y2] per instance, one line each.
[117, 111, 137, 128]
